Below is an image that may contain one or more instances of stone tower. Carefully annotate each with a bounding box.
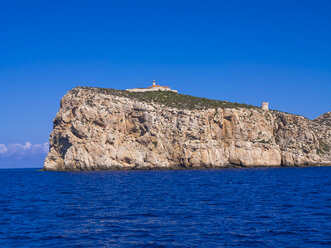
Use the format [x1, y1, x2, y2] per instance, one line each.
[262, 102, 269, 111]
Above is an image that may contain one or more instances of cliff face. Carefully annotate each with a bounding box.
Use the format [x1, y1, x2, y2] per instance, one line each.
[44, 87, 331, 171]
[314, 112, 331, 127]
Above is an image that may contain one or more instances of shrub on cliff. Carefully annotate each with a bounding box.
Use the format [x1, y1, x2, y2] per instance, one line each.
[76, 86, 257, 110]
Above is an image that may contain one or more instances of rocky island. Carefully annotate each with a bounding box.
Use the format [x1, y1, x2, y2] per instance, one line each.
[44, 86, 331, 171]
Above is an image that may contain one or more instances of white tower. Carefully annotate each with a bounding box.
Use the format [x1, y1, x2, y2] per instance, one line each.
[262, 102, 269, 111]
[152, 80, 156, 86]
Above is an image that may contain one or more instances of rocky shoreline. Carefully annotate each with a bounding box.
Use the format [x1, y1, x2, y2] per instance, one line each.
[44, 87, 331, 171]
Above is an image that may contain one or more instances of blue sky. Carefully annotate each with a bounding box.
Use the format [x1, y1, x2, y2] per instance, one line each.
[0, 0, 330, 168]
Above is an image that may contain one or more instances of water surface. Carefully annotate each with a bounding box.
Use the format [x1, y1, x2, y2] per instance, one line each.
[0, 167, 330, 247]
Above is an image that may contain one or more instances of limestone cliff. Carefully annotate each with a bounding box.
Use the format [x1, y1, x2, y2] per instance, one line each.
[44, 87, 331, 171]
[314, 112, 331, 127]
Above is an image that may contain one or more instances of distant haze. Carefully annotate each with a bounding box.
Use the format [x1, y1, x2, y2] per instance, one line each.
[0, 142, 48, 168]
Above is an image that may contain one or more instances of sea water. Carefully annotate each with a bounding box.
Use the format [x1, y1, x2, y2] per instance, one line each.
[0, 167, 330, 247]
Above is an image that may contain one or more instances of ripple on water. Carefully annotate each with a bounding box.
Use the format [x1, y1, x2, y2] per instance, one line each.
[0, 167, 330, 248]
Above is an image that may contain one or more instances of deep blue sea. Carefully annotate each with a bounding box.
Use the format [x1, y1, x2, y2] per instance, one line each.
[0, 167, 330, 248]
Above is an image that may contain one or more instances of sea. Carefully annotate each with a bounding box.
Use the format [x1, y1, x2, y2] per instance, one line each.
[0, 167, 330, 248]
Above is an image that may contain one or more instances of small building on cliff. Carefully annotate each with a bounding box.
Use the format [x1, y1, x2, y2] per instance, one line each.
[262, 102, 269, 111]
[126, 80, 178, 93]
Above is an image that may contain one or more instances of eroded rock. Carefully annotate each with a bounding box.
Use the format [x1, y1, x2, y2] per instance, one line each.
[43, 87, 331, 170]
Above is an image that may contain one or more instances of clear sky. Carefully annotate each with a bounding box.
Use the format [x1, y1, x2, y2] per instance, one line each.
[0, 0, 330, 168]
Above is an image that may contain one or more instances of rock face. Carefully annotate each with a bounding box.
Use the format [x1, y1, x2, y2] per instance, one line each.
[44, 87, 331, 171]
[314, 112, 331, 127]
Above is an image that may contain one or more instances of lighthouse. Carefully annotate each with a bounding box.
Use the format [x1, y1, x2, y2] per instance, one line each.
[126, 80, 178, 93]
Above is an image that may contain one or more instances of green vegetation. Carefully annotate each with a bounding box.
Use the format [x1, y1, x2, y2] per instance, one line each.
[259, 139, 272, 144]
[152, 141, 158, 147]
[74, 86, 258, 110]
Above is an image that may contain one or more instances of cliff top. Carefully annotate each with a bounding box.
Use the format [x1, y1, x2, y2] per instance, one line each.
[72, 86, 259, 111]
